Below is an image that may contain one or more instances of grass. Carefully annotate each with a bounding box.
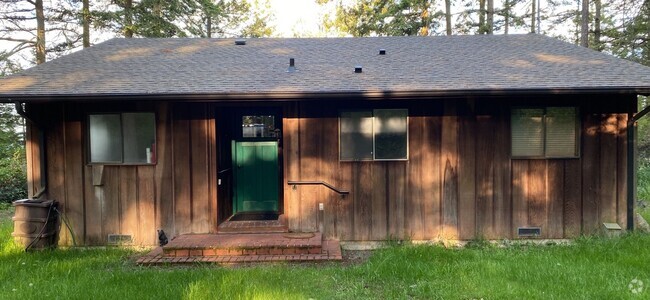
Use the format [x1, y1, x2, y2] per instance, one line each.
[1, 213, 650, 299]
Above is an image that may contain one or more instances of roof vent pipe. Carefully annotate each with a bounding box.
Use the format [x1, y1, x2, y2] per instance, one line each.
[354, 66, 362, 73]
[379, 49, 386, 55]
[235, 39, 246, 45]
[287, 58, 296, 73]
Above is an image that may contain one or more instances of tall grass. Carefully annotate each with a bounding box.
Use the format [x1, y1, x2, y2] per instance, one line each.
[1, 213, 649, 299]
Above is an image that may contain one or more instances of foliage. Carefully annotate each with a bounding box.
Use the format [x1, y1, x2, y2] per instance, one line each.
[92, 0, 274, 38]
[1, 215, 650, 299]
[323, 0, 437, 36]
[0, 104, 26, 204]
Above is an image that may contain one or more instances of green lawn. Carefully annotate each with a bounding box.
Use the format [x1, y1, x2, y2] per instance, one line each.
[1, 213, 650, 299]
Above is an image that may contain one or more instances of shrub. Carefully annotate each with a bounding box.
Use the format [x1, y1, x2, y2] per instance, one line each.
[0, 150, 27, 203]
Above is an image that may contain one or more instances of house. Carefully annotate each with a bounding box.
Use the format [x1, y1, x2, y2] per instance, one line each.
[1, 34, 650, 247]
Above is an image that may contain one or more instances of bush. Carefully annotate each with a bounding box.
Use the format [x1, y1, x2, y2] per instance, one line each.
[0, 150, 26, 203]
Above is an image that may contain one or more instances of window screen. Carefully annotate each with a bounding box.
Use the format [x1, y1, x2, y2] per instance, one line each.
[89, 113, 156, 164]
[511, 107, 578, 158]
[340, 109, 408, 161]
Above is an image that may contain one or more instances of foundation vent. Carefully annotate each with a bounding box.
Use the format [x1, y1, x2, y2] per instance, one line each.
[107, 234, 133, 245]
[517, 227, 541, 237]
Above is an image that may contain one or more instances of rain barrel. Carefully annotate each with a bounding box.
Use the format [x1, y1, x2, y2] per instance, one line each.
[12, 199, 59, 250]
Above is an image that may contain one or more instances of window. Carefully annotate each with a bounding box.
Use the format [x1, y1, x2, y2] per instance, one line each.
[89, 113, 156, 164]
[242, 115, 278, 138]
[511, 107, 578, 158]
[340, 109, 408, 161]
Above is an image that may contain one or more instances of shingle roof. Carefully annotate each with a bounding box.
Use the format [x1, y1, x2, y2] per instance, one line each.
[1, 34, 650, 101]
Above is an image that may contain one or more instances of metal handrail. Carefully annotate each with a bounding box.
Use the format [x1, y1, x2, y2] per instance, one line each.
[287, 180, 350, 195]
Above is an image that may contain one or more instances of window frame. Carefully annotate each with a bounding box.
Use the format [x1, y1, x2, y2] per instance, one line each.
[86, 112, 157, 165]
[338, 108, 409, 162]
[510, 106, 580, 159]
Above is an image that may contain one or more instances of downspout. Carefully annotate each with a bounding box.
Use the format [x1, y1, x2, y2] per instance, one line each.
[14, 102, 47, 199]
[627, 104, 650, 231]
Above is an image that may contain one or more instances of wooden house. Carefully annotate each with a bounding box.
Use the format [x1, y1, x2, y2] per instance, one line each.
[1, 34, 650, 246]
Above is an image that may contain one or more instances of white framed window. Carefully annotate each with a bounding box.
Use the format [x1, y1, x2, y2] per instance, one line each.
[88, 112, 156, 164]
[339, 109, 408, 161]
[511, 107, 579, 158]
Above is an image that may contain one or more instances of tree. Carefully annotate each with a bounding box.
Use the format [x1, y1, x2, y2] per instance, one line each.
[323, 0, 436, 37]
[92, 0, 274, 38]
[580, 0, 589, 47]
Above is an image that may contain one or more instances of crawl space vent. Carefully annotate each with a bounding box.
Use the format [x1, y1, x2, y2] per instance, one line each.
[517, 227, 541, 237]
[107, 234, 133, 245]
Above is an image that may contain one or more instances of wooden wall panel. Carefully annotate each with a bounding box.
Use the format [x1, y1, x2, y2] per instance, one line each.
[155, 102, 175, 238]
[207, 105, 218, 233]
[353, 162, 372, 240]
[137, 166, 156, 245]
[494, 107, 512, 238]
[546, 161, 565, 238]
[283, 103, 300, 232]
[458, 103, 476, 240]
[387, 162, 406, 239]
[441, 102, 459, 239]
[102, 166, 120, 240]
[582, 113, 600, 234]
[173, 104, 192, 235]
[422, 114, 441, 239]
[616, 113, 628, 227]
[563, 159, 582, 237]
[406, 115, 425, 239]
[45, 103, 68, 245]
[119, 167, 138, 239]
[321, 116, 341, 239]
[190, 104, 210, 233]
[63, 104, 85, 246]
[476, 115, 495, 239]
[370, 163, 387, 240]
[298, 104, 319, 232]
[511, 160, 528, 234]
[599, 114, 618, 223]
[527, 160, 547, 235]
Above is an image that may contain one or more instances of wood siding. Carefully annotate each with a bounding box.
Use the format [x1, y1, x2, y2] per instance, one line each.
[26, 95, 634, 245]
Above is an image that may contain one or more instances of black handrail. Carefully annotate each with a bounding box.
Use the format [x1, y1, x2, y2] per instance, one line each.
[287, 180, 349, 195]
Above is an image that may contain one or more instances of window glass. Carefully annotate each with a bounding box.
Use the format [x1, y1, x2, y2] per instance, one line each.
[89, 113, 156, 164]
[374, 109, 408, 160]
[545, 107, 577, 157]
[123, 113, 156, 163]
[89, 114, 122, 163]
[340, 111, 373, 160]
[242, 115, 276, 138]
[511, 107, 578, 158]
[511, 108, 544, 157]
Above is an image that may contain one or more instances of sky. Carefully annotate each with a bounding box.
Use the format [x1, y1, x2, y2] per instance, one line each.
[268, 0, 323, 36]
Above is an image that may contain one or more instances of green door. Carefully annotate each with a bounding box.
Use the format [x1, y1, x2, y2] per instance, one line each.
[232, 141, 279, 213]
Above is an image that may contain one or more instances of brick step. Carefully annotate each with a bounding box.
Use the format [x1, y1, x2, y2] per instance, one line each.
[217, 219, 288, 234]
[161, 232, 323, 257]
[137, 241, 342, 265]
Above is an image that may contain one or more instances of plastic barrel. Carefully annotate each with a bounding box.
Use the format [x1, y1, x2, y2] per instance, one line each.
[12, 199, 59, 250]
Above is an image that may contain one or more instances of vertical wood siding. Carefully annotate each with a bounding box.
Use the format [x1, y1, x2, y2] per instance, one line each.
[26, 95, 634, 246]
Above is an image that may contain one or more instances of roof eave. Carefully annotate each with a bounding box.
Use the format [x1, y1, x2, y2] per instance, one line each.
[1, 87, 649, 103]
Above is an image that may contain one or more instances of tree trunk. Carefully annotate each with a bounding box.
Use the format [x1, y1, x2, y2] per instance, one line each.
[207, 15, 212, 38]
[594, 0, 601, 50]
[487, 0, 494, 34]
[478, 0, 485, 34]
[580, 0, 589, 47]
[530, 0, 536, 33]
[445, 0, 452, 35]
[504, 0, 509, 34]
[83, 0, 90, 48]
[124, 0, 133, 38]
[420, 6, 429, 36]
[35, 0, 45, 64]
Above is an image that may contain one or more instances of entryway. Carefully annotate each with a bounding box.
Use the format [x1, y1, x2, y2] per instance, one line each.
[221, 109, 283, 224]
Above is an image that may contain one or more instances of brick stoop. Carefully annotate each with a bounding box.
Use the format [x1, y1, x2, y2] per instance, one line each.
[136, 232, 342, 265]
[137, 240, 342, 265]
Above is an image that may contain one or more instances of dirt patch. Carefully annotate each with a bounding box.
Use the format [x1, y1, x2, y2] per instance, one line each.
[341, 250, 374, 265]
